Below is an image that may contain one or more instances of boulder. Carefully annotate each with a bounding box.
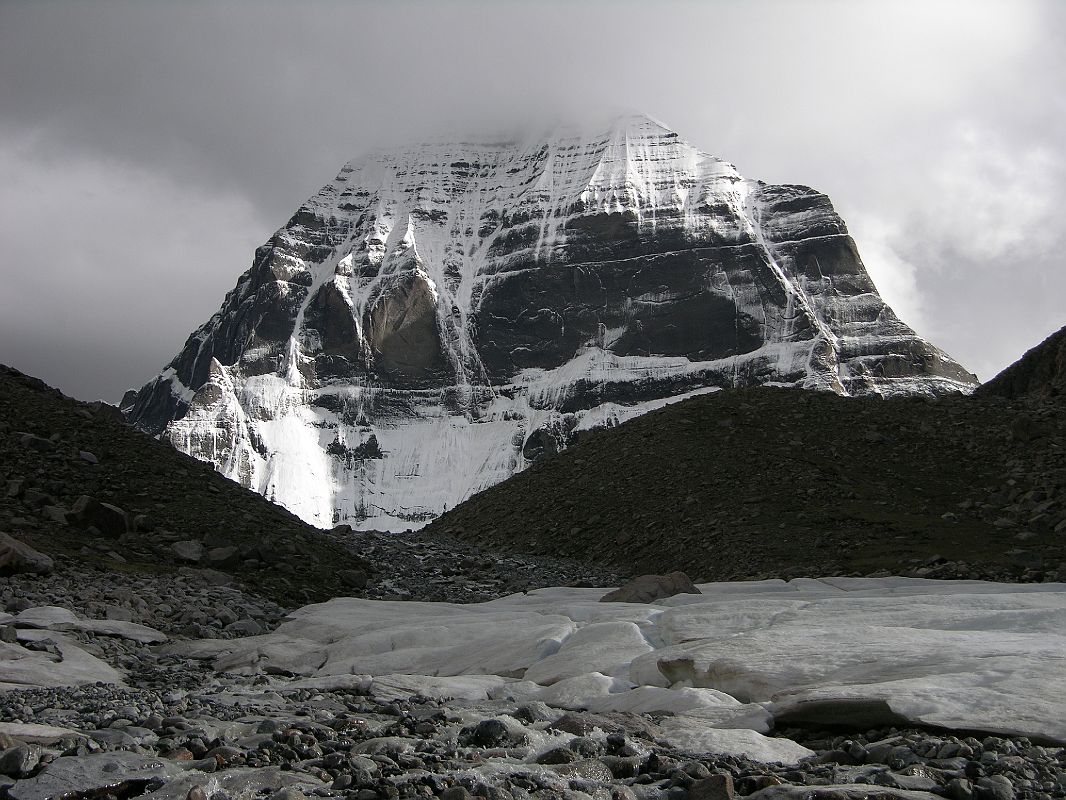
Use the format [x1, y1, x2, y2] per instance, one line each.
[171, 540, 204, 563]
[20, 489, 51, 509]
[204, 546, 240, 568]
[339, 569, 369, 589]
[14, 432, 55, 453]
[549, 758, 614, 783]
[0, 533, 53, 576]
[224, 618, 264, 637]
[66, 496, 128, 538]
[40, 506, 68, 525]
[691, 774, 735, 800]
[179, 567, 232, 586]
[202, 529, 236, 549]
[0, 743, 41, 778]
[599, 571, 700, 603]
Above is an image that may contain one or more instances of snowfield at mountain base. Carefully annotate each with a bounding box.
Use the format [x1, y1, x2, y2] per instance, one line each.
[166, 576, 1066, 746]
[2, 575, 1064, 799]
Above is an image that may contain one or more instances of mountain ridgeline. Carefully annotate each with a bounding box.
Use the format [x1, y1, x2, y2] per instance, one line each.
[123, 114, 976, 530]
[426, 381, 1066, 582]
[978, 324, 1066, 402]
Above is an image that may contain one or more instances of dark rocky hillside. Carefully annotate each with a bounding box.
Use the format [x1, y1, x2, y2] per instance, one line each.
[0, 364, 620, 609]
[979, 323, 1066, 402]
[428, 386, 1066, 583]
[0, 364, 371, 607]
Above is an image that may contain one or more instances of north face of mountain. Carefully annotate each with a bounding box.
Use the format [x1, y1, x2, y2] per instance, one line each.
[124, 114, 976, 529]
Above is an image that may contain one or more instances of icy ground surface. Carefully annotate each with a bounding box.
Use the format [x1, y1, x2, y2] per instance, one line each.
[171, 577, 1066, 747]
[2, 576, 1066, 799]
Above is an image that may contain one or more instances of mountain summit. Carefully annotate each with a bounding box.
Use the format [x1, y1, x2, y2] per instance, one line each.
[124, 114, 976, 529]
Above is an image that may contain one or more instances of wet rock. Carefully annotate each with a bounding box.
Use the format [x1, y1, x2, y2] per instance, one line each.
[7, 751, 180, 800]
[550, 758, 614, 783]
[269, 789, 308, 800]
[462, 719, 517, 748]
[0, 743, 41, 778]
[690, 774, 734, 800]
[537, 747, 580, 765]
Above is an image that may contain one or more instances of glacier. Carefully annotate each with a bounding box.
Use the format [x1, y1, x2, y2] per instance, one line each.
[171, 576, 1066, 747]
[124, 113, 976, 530]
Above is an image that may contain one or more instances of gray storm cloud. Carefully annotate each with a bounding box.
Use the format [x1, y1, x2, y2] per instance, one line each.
[1, 0, 1063, 400]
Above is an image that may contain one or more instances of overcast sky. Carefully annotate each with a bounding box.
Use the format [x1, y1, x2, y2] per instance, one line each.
[1, 0, 1063, 402]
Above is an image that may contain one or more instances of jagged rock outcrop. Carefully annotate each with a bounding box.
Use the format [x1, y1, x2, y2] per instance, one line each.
[978, 323, 1066, 402]
[124, 114, 976, 529]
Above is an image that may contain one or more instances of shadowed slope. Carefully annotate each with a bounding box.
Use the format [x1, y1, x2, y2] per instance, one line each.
[979, 323, 1066, 402]
[0, 364, 370, 607]
[427, 386, 1066, 581]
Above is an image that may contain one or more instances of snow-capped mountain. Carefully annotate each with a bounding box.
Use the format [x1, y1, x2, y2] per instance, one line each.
[124, 114, 976, 530]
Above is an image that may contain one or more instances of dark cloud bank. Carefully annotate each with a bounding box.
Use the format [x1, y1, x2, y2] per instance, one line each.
[1, 0, 1063, 401]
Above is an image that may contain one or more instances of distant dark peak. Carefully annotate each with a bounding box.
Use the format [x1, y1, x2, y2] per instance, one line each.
[978, 323, 1066, 402]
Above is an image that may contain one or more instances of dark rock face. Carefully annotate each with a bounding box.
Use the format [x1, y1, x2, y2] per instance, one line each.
[123, 114, 976, 529]
[978, 324, 1066, 402]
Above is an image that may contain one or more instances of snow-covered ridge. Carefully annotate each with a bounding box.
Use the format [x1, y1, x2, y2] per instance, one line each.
[125, 113, 976, 529]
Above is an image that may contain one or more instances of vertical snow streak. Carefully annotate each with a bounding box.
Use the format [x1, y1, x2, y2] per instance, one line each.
[740, 182, 846, 394]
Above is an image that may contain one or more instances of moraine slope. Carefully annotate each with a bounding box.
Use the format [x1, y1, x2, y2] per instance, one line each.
[427, 385, 1066, 583]
[978, 322, 1066, 402]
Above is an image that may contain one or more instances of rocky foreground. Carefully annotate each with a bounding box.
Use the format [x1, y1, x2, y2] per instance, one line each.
[0, 562, 1064, 800]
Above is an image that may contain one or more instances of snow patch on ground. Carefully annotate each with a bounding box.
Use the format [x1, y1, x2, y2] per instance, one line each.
[168, 577, 1066, 748]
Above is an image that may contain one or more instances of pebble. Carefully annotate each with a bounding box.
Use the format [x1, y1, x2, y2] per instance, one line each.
[0, 669, 1060, 800]
[324, 527, 626, 604]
